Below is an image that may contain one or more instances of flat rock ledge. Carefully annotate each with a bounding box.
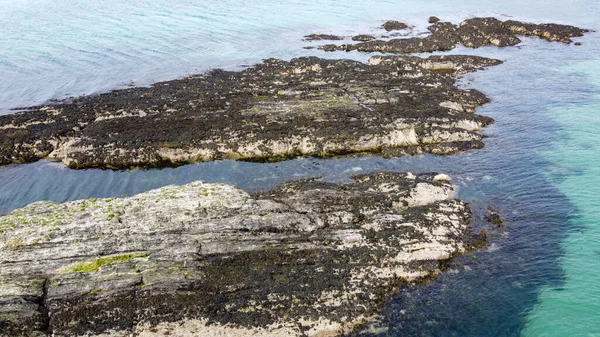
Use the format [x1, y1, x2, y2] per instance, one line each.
[0, 55, 501, 169]
[0, 172, 483, 336]
[319, 17, 588, 53]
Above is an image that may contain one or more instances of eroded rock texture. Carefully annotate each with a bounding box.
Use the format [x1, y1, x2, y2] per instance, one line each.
[0, 55, 500, 169]
[320, 17, 588, 53]
[0, 172, 482, 336]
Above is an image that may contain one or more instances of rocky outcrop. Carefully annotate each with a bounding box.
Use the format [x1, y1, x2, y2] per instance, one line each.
[303, 34, 344, 41]
[352, 34, 375, 42]
[0, 172, 483, 336]
[428, 16, 440, 24]
[0, 55, 501, 169]
[382, 20, 409, 31]
[320, 17, 588, 53]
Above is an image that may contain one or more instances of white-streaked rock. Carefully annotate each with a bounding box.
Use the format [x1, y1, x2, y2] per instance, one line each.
[0, 172, 481, 337]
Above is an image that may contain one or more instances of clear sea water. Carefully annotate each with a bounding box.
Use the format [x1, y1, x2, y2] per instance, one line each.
[1, 1, 599, 336]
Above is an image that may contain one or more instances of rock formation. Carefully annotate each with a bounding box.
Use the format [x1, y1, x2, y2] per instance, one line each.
[352, 34, 375, 42]
[320, 17, 588, 53]
[0, 55, 500, 169]
[381, 20, 409, 31]
[0, 15, 588, 337]
[0, 18, 588, 170]
[303, 34, 344, 41]
[0, 172, 483, 336]
[428, 16, 440, 24]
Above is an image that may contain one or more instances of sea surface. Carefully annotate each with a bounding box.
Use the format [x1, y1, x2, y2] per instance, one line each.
[1, 1, 599, 336]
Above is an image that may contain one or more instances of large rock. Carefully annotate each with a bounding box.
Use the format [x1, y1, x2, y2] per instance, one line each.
[0, 55, 500, 169]
[319, 17, 588, 53]
[428, 16, 440, 24]
[381, 20, 409, 31]
[0, 172, 483, 336]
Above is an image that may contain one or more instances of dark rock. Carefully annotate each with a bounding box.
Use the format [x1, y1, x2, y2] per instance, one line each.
[348, 34, 458, 54]
[352, 34, 375, 41]
[428, 16, 440, 23]
[303, 34, 344, 41]
[504, 20, 588, 43]
[484, 207, 504, 226]
[382, 20, 409, 31]
[0, 55, 502, 169]
[0, 172, 483, 336]
[319, 17, 588, 53]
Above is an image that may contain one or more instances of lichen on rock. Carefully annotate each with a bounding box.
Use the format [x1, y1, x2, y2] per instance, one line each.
[0, 172, 483, 336]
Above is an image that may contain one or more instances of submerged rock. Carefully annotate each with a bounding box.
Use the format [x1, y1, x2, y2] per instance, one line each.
[303, 34, 344, 41]
[0, 55, 500, 169]
[0, 172, 483, 336]
[319, 17, 588, 53]
[352, 34, 375, 41]
[484, 207, 504, 227]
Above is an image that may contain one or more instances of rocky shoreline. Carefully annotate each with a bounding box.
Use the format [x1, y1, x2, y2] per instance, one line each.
[1, 54, 500, 170]
[0, 19, 587, 170]
[0, 172, 483, 336]
[0, 16, 590, 337]
[316, 17, 588, 53]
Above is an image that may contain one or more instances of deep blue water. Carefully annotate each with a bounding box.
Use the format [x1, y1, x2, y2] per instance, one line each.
[1, 1, 599, 335]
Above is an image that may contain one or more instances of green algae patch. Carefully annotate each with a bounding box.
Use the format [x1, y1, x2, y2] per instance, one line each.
[0, 201, 76, 233]
[61, 252, 149, 274]
[88, 289, 102, 295]
[0, 218, 16, 234]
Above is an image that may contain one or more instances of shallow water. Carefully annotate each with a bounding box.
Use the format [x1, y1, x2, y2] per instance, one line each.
[522, 61, 600, 336]
[1, 1, 599, 335]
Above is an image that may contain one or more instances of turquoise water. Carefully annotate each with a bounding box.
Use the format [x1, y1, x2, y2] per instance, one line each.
[1, 1, 600, 336]
[523, 61, 600, 336]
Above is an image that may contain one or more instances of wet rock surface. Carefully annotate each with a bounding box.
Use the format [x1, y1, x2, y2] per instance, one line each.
[0, 172, 482, 336]
[428, 16, 440, 24]
[320, 17, 588, 53]
[484, 207, 504, 227]
[0, 54, 501, 170]
[352, 34, 375, 42]
[303, 34, 344, 41]
[382, 20, 409, 31]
